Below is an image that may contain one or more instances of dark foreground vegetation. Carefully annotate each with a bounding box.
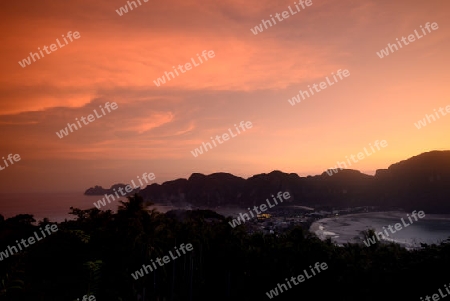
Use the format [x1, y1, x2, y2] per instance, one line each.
[1, 194, 450, 301]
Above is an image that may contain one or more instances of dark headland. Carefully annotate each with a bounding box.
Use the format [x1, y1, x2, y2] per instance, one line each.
[132, 150, 450, 213]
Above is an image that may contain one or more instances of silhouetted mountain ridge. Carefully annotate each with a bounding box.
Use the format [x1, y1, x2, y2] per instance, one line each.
[136, 151, 450, 212]
[84, 183, 140, 195]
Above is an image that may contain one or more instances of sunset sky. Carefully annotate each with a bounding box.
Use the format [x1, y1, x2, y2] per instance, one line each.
[0, 0, 449, 192]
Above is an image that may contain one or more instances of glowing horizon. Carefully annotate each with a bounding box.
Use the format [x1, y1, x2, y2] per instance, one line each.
[0, 0, 449, 192]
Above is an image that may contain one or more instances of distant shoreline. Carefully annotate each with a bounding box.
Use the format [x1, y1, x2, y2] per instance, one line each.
[310, 211, 450, 249]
